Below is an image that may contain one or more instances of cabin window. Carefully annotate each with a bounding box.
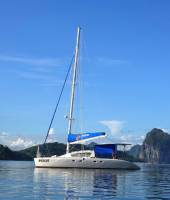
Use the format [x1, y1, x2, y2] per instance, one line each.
[79, 160, 82, 162]
[100, 160, 103, 163]
[93, 160, 97, 163]
[71, 152, 92, 157]
[72, 160, 75, 162]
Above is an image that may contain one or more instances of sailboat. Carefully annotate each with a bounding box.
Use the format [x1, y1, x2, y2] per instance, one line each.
[34, 27, 140, 170]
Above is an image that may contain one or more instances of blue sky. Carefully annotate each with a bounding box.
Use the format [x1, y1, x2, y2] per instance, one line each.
[0, 0, 170, 149]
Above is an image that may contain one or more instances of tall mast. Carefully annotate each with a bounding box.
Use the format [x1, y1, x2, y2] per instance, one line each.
[66, 26, 81, 154]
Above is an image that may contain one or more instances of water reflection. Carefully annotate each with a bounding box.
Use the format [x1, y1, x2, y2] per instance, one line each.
[143, 164, 170, 199]
[33, 168, 132, 199]
[1, 162, 170, 200]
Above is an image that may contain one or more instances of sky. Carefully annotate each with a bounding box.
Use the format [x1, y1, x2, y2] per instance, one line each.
[0, 0, 170, 150]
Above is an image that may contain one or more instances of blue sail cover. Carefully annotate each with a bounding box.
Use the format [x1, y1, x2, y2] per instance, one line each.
[68, 132, 106, 144]
[94, 144, 117, 158]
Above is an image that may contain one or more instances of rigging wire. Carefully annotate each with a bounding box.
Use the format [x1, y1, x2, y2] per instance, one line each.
[78, 35, 84, 134]
[78, 36, 85, 151]
[79, 33, 91, 133]
[43, 55, 75, 144]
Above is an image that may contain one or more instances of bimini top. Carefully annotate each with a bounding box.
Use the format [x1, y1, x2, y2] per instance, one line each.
[94, 144, 117, 158]
[68, 132, 106, 144]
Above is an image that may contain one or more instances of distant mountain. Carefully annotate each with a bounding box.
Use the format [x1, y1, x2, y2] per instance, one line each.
[0, 144, 32, 160]
[128, 144, 143, 161]
[20, 142, 66, 158]
[0, 142, 66, 161]
[19, 142, 94, 159]
[0, 142, 138, 162]
[129, 128, 170, 164]
[143, 128, 170, 163]
[117, 150, 141, 162]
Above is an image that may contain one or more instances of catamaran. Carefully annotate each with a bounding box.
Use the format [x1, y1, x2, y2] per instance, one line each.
[34, 27, 140, 170]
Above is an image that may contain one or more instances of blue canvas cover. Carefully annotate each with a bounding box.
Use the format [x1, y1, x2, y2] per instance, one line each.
[68, 132, 106, 144]
[94, 144, 117, 158]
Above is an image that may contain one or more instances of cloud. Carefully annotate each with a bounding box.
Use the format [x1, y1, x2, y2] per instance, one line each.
[100, 120, 125, 135]
[161, 128, 169, 133]
[0, 55, 64, 66]
[48, 128, 55, 135]
[96, 57, 128, 66]
[99, 120, 145, 145]
[10, 137, 35, 150]
[0, 54, 71, 85]
[0, 131, 8, 137]
[46, 128, 56, 143]
[119, 134, 144, 145]
[0, 132, 36, 150]
[17, 71, 50, 80]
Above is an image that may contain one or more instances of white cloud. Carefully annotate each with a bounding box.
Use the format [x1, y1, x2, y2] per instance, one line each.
[17, 71, 53, 80]
[119, 134, 144, 145]
[96, 57, 128, 66]
[0, 132, 36, 150]
[0, 54, 71, 85]
[100, 120, 144, 145]
[46, 128, 56, 143]
[10, 137, 35, 150]
[48, 128, 55, 135]
[0, 55, 63, 66]
[161, 128, 169, 133]
[100, 120, 125, 135]
[0, 128, 57, 150]
[0, 131, 8, 137]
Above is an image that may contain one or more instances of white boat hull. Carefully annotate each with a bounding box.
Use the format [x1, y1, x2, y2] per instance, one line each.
[34, 157, 140, 170]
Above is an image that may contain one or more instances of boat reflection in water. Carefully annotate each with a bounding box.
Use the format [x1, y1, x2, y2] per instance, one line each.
[33, 167, 135, 199]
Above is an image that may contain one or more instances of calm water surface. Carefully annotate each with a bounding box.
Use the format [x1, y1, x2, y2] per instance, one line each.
[0, 161, 170, 200]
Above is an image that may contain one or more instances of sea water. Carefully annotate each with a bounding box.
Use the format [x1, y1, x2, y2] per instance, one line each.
[0, 161, 170, 200]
